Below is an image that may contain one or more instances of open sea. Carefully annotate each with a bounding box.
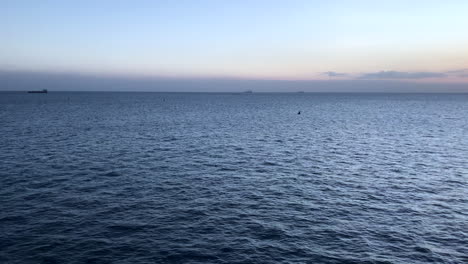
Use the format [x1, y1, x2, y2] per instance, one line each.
[0, 92, 467, 264]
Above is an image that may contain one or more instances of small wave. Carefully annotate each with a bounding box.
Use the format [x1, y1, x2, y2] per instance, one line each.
[262, 161, 279, 166]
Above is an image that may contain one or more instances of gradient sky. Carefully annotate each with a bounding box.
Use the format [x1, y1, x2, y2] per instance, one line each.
[1, 0, 468, 84]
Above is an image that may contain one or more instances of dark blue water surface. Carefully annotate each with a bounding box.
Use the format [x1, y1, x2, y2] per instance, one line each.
[1, 92, 467, 264]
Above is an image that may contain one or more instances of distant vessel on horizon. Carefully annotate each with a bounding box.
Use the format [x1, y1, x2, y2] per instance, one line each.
[243, 90, 253, 94]
[27, 89, 48, 94]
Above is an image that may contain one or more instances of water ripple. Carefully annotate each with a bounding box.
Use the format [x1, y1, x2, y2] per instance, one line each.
[1, 92, 467, 263]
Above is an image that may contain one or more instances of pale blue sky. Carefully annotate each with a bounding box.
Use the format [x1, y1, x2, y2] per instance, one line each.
[1, 0, 468, 81]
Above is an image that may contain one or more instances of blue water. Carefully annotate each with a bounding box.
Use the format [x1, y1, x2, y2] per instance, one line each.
[1, 92, 467, 264]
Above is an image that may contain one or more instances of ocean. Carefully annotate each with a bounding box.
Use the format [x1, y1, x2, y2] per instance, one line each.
[0, 92, 467, 263]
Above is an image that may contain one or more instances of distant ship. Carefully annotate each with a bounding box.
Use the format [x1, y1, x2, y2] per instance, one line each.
[243, 90, 253, 94]
[28, 89, 48, 94]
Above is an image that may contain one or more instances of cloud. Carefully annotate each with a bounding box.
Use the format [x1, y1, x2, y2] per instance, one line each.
[359, 71, 447, 79]
[445, 69, 468, 78]
[445, 69, 468, 74]
[323, 71, 348, 77]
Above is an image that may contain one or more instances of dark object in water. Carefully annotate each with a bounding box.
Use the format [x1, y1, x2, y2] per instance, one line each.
[28, 89, 48, 94]
[243, 90, 253, 94]
[298, 111, 301, 115]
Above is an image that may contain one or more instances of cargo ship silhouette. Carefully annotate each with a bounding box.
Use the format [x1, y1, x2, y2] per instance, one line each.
[27, 89, 48, 93]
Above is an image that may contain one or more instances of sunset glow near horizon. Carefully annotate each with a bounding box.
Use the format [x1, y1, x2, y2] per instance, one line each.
[2, 0, 468, 83]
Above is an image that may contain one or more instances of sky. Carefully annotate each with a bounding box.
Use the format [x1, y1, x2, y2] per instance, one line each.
[1, 0, 468, 91]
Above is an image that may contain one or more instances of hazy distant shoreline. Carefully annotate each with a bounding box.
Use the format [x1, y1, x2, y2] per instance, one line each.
[1, 70, 468, 93]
